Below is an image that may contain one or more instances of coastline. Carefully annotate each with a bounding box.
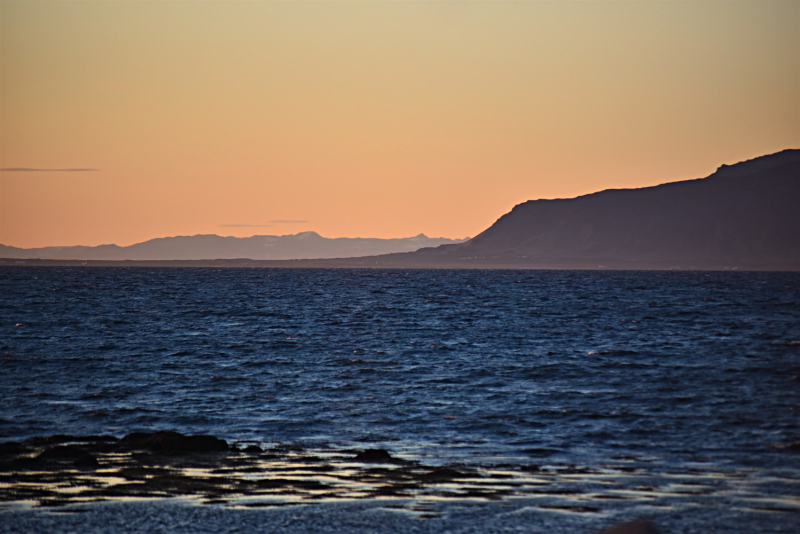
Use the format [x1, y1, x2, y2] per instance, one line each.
[1, 431, 798, 526]
[1, 257, 792, 271]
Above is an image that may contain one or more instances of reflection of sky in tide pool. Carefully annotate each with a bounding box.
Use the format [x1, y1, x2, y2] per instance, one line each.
[1, 268, 799, 531]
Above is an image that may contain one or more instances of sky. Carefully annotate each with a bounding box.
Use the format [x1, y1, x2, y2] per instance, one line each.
[1, 0, 798, 249]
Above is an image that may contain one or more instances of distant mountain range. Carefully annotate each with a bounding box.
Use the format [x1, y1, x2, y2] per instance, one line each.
[0, 232, 467, 261]
[3, 149, 798, 270]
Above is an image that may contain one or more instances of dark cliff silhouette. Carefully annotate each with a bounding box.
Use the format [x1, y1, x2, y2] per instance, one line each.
[393, 148, 799, 270]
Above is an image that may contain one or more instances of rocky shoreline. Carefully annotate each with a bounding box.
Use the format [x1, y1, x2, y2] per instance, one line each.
[1, 431, 532, 508]
[5, 432, 800, 533]
[1, 431, 798, 521]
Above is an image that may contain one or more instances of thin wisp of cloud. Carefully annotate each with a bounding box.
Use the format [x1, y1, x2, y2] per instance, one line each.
[1, 168, 100, 172]
[218, 224, 273, 228]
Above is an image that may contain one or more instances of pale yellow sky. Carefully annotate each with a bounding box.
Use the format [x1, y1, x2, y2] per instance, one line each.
[1, 0, 798, 248]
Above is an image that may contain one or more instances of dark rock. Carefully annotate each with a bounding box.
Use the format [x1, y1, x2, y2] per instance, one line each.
[597, 519, 660, 534]
[353, 449, 394, 463]
[0, 442, 27, 458]
[38, 445, 92, 460]
[243, 445, 262, 453]
[1, 456, 44, 471]
[419, 467, 465, 482]
[120, 431, 228, 454]
[73, 454, 99, 468]
[36, 445, 98, 468]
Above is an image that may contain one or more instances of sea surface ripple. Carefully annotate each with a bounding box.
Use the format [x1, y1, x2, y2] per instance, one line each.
[1, 268, 799, 531]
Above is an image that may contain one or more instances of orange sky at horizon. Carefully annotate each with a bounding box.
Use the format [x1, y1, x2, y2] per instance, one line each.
[1, 0, 798, 248]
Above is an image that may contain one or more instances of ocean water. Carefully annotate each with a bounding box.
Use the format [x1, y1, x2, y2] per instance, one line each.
[1, 267, 799, 532]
